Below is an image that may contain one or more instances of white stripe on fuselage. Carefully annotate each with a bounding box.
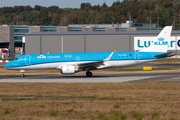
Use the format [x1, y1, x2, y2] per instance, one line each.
[7, 59, 156, 70]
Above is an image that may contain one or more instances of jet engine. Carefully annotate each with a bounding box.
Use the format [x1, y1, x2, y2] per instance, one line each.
[61, 66, 78, 74]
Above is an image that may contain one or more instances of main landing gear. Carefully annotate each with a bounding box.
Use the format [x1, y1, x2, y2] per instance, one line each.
[21, 74, 25, 77]
[20, 70, 25, 77]
[86, 71, 92, 77]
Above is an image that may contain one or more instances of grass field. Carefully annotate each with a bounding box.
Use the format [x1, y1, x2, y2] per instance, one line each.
[0, 59, 180, 119]
[0, 83, 180, 120]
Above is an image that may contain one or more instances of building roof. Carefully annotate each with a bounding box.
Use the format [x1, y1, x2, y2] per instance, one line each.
[26, 30, 180, 36]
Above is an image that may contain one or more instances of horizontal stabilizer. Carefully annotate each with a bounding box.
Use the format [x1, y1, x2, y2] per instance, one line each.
[154, 52, 175, 57]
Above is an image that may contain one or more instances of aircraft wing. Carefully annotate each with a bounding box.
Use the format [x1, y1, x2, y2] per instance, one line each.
[77, 52, 114, 70]
[154, 52, 175, 57]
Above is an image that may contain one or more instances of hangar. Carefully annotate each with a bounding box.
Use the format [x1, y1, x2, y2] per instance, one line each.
[25, 31, 180, 58]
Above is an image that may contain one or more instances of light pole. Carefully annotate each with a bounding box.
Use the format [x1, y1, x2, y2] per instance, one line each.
[173, 19, 175, 30]
[157, 15, 159, 30]
[150, 17, 151, 30]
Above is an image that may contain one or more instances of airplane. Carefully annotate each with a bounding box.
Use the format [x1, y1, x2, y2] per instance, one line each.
[3, 26, 175, 77]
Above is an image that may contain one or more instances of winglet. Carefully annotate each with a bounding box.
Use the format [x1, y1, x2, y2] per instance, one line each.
[103, 52, 114, 62]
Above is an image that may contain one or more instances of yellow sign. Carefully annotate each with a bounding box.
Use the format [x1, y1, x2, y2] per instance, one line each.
[143, 66, 152, 70]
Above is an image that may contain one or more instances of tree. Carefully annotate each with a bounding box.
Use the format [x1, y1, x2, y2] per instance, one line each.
[25, 5, 32, 11]
[35, 5, 41, 11]
[81, 3, 92, 9]
[81, 3, 86, 9]
[92, 4, 101, 11]
[101, 2, 108, 8]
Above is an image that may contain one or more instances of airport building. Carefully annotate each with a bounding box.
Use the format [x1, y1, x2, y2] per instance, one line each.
[25, 31, 180, 58]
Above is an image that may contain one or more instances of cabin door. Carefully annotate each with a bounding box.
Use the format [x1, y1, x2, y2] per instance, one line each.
[134, 52, 139, 62]
[25, 55, 31, 65]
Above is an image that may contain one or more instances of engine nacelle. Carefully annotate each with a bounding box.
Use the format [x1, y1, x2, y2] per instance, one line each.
[61, 66, 78, 74]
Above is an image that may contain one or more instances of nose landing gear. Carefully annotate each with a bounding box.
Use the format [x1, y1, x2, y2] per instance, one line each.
[86, 71, 92, 77]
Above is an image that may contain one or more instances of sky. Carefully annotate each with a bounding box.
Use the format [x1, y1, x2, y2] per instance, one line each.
[0, 0, 121, 8]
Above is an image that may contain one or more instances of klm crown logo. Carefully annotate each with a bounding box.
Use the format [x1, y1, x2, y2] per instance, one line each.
[154, 37, 168, 46]
[158, 37, 164, 41]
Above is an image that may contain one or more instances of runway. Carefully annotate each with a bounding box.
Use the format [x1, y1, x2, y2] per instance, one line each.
[0, 72, 180, 83]
[1, 62, 180, 83]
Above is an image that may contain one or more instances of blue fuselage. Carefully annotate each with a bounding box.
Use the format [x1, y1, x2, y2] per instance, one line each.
[4, 51, 166, 70]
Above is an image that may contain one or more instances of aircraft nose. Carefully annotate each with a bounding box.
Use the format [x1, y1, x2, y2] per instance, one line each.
[3, 62, 11, 69]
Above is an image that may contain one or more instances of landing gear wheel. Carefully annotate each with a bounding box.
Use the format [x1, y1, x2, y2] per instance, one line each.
[21, 74, 25, 77]
[20, 70, 25, 77]
[86, 71, 92, 77]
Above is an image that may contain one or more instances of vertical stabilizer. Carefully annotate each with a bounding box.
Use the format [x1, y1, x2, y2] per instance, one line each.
[140, 26, 172, 52]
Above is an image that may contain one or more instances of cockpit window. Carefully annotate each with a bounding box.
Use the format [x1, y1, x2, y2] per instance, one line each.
[14, 58, 19, 61]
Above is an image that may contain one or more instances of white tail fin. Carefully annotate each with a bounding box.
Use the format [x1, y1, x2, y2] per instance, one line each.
[140, 26, 172, 52]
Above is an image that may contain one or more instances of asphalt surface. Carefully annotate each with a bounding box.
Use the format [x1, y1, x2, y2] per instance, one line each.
[138, 63, 180, 67]
[0, 72, 180, 83]
[1, 63, 180, 83]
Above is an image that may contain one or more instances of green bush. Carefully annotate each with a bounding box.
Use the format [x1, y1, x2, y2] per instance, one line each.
[80, 115, 86, 119]
[50, 109, 58, 117]
[109, 110, 127, 120]
[114, 104, 120, 109]
[152, 112, 159, 119]
[170, 117, 176, 120]
[131, 111, 142, 120]
[97, 113, 108, 120]
[3, 108, 10, 114]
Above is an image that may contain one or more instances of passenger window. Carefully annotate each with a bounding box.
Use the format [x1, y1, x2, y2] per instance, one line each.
[42, 58, 43, 60]
[126, 56, 128, 58]
[77, 57, 79, 59]
[115, 56, 117, 58]
[65, 58, 66, 59]
[85, 57, 87, 59]
[104, 56, 106, 58]
[123, 56, 124, 58]
[97, 57, 99, 58]
[90, 57, 91, 59]
[38, 58, 39, 60]
[119, 56, 120, 58]
[53, 58, 55, 60]
[81, 57, 83, 59]
[61, 58, 62, 59]
[73, 57, 74, 59]
[111, 56, 113, 58]
[46, 58, 47, 60]
[57, 58, 59, 60]
[69, 57, 70, 59]
[101, 56, 102, 58]
[49, 58, 51, 60]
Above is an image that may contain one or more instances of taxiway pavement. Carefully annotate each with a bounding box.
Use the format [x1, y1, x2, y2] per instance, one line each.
[0, 72, 180, 83]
